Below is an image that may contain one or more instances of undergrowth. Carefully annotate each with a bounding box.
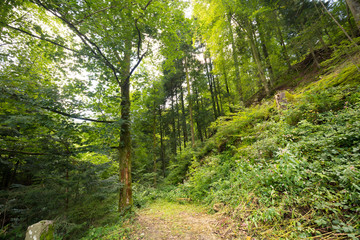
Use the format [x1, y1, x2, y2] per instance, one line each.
[164, 50, 360, 239]
[74, 39, 360, 240]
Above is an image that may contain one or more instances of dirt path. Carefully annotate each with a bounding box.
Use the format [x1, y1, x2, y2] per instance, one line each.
[131, 200, 246, 240]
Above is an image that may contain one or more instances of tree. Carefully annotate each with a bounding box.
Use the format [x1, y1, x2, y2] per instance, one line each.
[3, 0, 187, 212]
[346, 0, 360, 31]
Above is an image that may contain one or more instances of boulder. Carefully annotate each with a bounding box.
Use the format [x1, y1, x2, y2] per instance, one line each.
[25, 220, 54, 240]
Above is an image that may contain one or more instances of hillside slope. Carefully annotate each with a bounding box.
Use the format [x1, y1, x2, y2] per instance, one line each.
[162, 49, 360, 239]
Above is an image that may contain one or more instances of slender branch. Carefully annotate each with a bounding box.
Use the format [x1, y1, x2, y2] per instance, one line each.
[75, 5, 120, 25]
[135, 19, 142, 59]
[231, 15, 247, 33]
[10, 12, 29, 24]
[124, 50, 147, 84]
[319, 0, 359, 47]
[6, 24, 79, 53]
[1, 87, 115, 124]
[0, 149, 51, 155]
[319, 0, 360, 72]
[142, 0, 153, 11]
[127, 0, 153, 81]
[34, 0, 122, 85]
[42, 107, 115, 123]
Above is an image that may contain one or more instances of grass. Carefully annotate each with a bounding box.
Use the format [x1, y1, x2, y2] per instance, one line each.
[139, 200, 208, 217]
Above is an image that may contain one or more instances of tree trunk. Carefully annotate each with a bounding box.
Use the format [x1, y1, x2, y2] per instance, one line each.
[170, 95, 177, 155]
[309, 43, 321, 68]
[257, 19, 275, 87]
[221, 58, 234, 113]
[194, 89, 204, 142]
[118, 36, 132, 211]
[185, 57, 195, 147]
[180, 86, 188, 148]
[215, 77, 224, 115]
[209, 58, 222, 116]
[346, 4, 358, 37]
[227, 13, 243, 101]
[159, 107, 166, 177]
[204, 56, 218, 118]
[65, 167, 69, 211]
[175, 90, 182, 152]
[273, 11, 292, 70]
[320, 0, 359, 48]
[246, 20, 270, 96]
[318, 34, 327, 49]
[152, 102, 157, 186]
[200, 97, 208, 139]
[346, 0, 360, 31]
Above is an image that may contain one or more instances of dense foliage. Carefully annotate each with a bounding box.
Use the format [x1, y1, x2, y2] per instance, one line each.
[166, 56, 360, 238]
[1, 0, 360, 239]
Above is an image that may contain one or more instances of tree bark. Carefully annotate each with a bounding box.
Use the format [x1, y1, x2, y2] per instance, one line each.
[152, 102, 157, 186]
[257, 19, 275, 87]
[204, 56, 218, 119]
[209, 58, 222, 116]
[175, 90, 182, 152]
[194, 89, 204, 142]
[118, 36, 132, 211]
[180, 86, 188, 148]
[273, 11, 292, 70]
[346, 4, 358, 37]
[200, 97, 208, 139]
[346, 0, 360, 31]
[185, 57, 195, 147]
[170, 95, 177, 155]
[215, 76, 224, 115]
[245, 20, 270, 96]
[159, 107, 166, 177]
[309, 43, 321, 68]
[221, 58, 234, 113]
[320, 0, 359, 47]
[227, 13, 243, 101]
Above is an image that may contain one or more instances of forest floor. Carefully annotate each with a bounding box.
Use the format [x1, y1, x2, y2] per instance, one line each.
[130, 200, 249, 240]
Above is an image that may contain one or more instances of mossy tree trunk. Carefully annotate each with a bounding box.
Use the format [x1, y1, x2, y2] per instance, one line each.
[118, 36, 132, 211]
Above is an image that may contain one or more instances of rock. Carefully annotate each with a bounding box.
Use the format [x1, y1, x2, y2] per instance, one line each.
[213, 203, 224, 212]
[275, 91, 288, 110]
[25, 220, 54, 240]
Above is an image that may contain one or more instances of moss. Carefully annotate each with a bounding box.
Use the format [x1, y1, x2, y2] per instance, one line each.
[40, 223, 54, 240]
[284, 91, 295, 103]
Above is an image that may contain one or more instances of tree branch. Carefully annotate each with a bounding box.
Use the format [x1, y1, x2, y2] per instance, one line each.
[1, 87, 115, 124]
[141, 0, 153, 11]
[6, 24, 79, 53]
[126, 0, 153, 82]
[319, 0, 359, 47]
[231, 15, 246, 33]
[34, 0, 122, 86]
[123, 49, 148, 85]
[0, 149, 51, 155]
[75, 5, 121, 25]
[42, 107, 115, 123]
[135, 19, 142, 59]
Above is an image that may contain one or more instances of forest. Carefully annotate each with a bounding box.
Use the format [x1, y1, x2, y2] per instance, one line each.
[1, 0, 360, 239]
